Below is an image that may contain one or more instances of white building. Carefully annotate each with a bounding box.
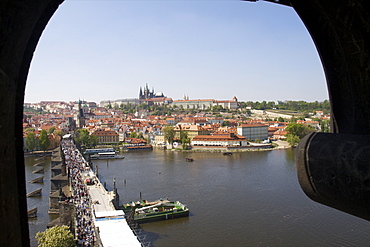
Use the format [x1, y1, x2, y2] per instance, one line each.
[171, 99, 214, 110]
[237, 124, 268, 141]
[192, 132, 248, 147]
[213, 96, 239, 110]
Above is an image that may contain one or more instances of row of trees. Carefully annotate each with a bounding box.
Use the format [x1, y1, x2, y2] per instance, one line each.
[239, 100, 330, 113]
[25, 127, 67, 152]
[25, 129, 54, 152]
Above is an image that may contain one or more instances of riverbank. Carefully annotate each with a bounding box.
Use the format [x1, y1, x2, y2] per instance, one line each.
[272, 140, 291, 149]
[159, 140, 291, 153]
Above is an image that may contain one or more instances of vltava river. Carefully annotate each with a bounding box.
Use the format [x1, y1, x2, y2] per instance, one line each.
[27, 149, 370, 246]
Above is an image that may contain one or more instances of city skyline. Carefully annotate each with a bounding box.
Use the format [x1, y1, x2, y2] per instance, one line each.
[25, 0, 328, 103]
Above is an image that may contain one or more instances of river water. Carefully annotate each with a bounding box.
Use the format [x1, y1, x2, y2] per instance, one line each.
[25, 156, 54, 247]
[27, 149, 370, 247]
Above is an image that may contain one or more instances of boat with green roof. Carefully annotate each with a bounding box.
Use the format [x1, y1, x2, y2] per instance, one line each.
[123, 199, 189, 223]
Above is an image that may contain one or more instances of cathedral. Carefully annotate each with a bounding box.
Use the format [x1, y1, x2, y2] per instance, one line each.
[139, 84, 164, 99]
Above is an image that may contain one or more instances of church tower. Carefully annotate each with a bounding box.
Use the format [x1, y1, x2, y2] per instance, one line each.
[76, 99, 86, 128]
[139, 87, 143, 99]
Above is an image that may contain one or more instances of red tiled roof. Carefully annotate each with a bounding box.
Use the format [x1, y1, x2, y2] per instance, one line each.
[92, 130, 118, 136]
[173, 99, 214, 102]
[193, 133, 246, 141]
[238, 123, 268, 127]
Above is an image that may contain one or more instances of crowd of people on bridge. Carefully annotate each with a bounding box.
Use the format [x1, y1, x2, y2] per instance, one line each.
[62, 139, 95, 247]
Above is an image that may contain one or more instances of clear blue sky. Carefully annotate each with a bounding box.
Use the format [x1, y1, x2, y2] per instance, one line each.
[25, 0, 328, 104]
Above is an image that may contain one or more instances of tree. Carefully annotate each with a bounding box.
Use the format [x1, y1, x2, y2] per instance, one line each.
[163, 126, 175, 145]
[285, 122, 314, 147]
[137, 132, 144, 139]
[25, 132, 37, 151]
[54, 130, 64, 137]
[89, 135, 98, 147]
[47, 127, 55, 134]
[286, 133, 301, 147]
[212, 105, 224, 112]
[285, 122, 311, 139]
[74, 129, 98, 148]
[138, 103, 148, 110]
[290, 116, 297, 123]
[39, 129, 50, 151]
[74, 129, 91, 147]
[130, 132, 138, 138]
[180, 130, 190, 150]
[36, 225, 74, 247]
[222, 121, 230, 127]
[320, 119, 331, 132]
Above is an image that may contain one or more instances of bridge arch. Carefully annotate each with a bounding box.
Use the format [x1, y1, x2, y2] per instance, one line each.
[1, 1, 370, 245]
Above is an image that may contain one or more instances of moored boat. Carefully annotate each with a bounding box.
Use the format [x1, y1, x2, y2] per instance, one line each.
[223, 152, 233, 155]
[185, 158, 194, 162]
[123, 199, 189, 223]
[126, 144, 153, 151]
[90, 152, 125, 160]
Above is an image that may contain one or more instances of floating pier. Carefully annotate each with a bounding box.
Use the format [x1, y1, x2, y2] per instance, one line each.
[26, 188, 42, 197]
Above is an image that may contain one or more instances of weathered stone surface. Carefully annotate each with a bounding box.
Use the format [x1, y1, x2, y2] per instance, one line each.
[291, 0, 370, 221]
[291, 0, 370, 134]
[297, 132, 370, 220]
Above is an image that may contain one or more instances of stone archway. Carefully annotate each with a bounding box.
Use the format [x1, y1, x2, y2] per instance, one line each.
[1, 1, 370, 245]
[0, 1, 64, 246]
[290, 0, 370, 221]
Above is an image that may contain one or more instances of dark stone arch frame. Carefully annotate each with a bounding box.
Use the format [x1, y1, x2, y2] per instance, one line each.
[1, 0, 370, 245]
[0, 1, 64, 246]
